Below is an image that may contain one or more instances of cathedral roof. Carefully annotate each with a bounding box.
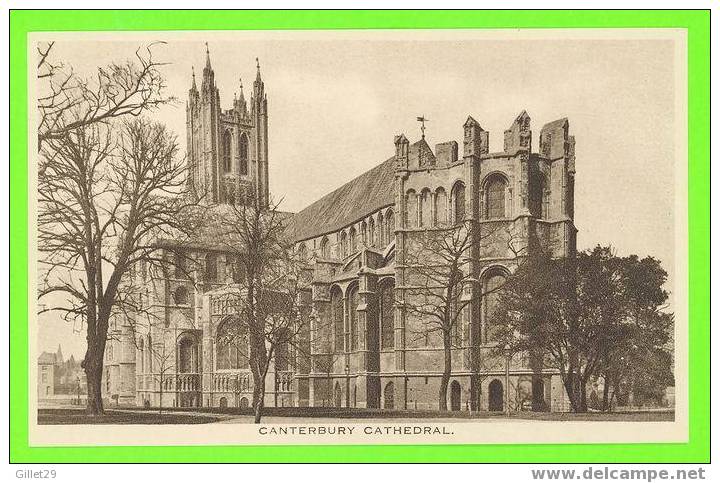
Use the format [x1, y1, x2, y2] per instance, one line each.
[288, 155, 397, 242]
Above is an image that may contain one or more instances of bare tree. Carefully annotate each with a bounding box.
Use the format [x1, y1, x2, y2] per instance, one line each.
[402, 223, 523, 410]
[37, 117, 195, 415]
[217, 196, 311, 423]
[37, 41, 173, 151]
[147, 333, 176, 415]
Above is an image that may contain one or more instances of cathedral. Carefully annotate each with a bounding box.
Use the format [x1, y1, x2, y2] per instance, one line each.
[102, 46, 578, 413]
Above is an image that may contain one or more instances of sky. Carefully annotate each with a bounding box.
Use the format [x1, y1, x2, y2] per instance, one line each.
[38, 32, 681, 359]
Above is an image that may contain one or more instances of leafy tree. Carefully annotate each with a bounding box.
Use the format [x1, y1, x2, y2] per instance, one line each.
[494, 246, 674, 413]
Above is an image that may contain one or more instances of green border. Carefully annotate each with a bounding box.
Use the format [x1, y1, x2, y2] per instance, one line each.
[10, 10, 710, 463]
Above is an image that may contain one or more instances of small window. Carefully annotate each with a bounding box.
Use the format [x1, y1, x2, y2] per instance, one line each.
[452, 182, 466, 224]
[385, 210, 394, 244]
[419, 189, 431, 227]
[204, 253, 218, 282]
[320, 237, 330, 259]
[435, 188, 448, 226]
[405, 190, 418, 228]
[173, 286, 189, 305]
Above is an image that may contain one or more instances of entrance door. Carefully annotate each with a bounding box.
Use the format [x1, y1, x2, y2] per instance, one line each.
[489, 379, 504, 411]
[450, 381, 461, 411]
[334, 382, 342, 408]
[383, 382, 394, 409]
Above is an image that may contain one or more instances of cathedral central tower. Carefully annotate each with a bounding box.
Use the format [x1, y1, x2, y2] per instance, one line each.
[186, 44, 269, 208]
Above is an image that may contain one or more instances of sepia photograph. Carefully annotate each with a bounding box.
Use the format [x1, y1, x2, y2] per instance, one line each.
[29, 28, 688, 447]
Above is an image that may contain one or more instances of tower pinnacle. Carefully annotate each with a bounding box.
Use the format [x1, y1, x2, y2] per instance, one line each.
[204, 42, 212, 70]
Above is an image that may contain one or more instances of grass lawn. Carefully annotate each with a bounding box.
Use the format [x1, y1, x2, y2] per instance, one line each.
[38, 408, 222, 425]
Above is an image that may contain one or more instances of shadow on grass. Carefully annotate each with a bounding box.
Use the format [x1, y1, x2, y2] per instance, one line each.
[38, 408, 221, 425]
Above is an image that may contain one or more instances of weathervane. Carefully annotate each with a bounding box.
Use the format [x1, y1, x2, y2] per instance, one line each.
[417, 115, 429, 139]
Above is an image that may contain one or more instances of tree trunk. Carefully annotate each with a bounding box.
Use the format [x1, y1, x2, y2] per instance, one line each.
[84, 362, 104, 415]
[578, 378, 588, 413]
[602, 374, 611, 412]
[253, 381, 265, 423]
[438, 332, 452, 411]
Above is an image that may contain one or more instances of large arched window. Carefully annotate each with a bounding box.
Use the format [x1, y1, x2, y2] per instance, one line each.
[348, 285, 360, 351]
[452, 182, 466, 224]
[379, 280, 395, 349]
[238, 132, 249, 175]
[216, 317, 249, 370]
[405, 190, 418, 228]
[385, 210, 394, 244]
[331, 287, 344, 352]
[222, 130, 232, 173]
[204, 253, 218, 282]
[178, 334, 199, 373]
[435, 187, 448, 226]
[483, 269, 507, 343]
[320, 237, 330, 259]
[419, 189, 432, 227]
[485, 175, 508, 219]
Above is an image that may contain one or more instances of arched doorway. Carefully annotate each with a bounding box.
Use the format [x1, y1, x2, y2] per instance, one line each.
[450, 381, 462, 411]
[219, 397, 228, 408]
[239, 397, 249, 409]
[334, 382, 342, 408]
[489, 379, 504, 412]
[384, 382, 395, 409]
[532, 377, 546, 412]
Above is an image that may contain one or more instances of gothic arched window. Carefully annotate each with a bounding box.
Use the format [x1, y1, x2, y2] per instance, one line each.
[297, 243, 308, 261]
[452, 182, 466, 224]
[222, 130, 232, 173]
[377, 212, 384, 246]
[204, 253, 218, 282]
[331, 287, 344, 352]
[239, 133, 249, 175]
[368, 218, 375, 247]
[216, 317, 249, 370]
[360, 221, 367, 246]
[379, 280, 395, 349]
[320, 237, 330, 259]
[349, 227, 357, 253]
[435, 187, 448, 226]
[340, 231, 348, 258]
[348, 285, 360, 351]
[385, 210, 394, 244]
[419, 189, 432, 227]
[483, 269, 507, 343]
[405, 190, 418, 228]
[486, 175, 508, 219]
